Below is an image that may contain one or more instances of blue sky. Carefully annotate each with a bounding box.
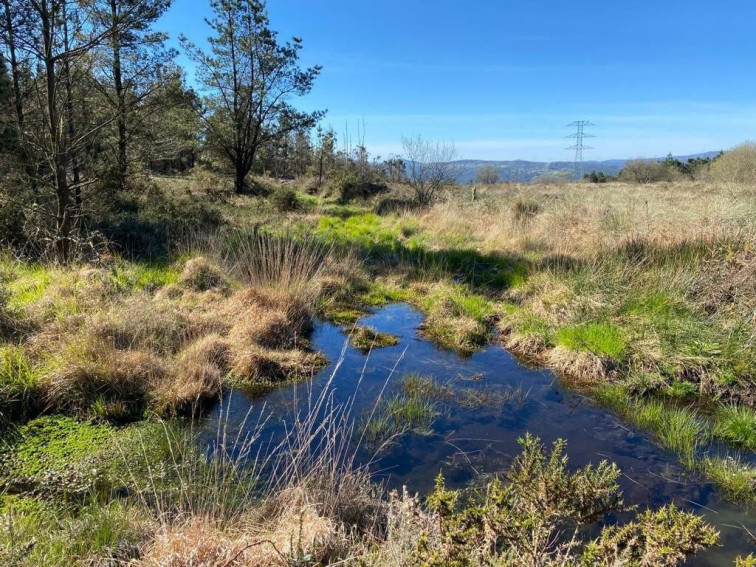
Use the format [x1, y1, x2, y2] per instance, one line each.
[159, 0, 756, 161]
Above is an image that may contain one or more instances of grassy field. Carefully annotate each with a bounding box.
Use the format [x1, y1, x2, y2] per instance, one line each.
[1, 173, 754, 565]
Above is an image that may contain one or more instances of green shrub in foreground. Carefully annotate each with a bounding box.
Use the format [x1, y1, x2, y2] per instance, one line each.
[414, 435, 717, 567]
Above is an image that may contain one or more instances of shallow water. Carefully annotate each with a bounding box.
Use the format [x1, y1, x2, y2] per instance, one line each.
[203, 303, 754, 565]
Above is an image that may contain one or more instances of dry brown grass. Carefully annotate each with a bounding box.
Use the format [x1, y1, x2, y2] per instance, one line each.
[137, 498, 337, 567]
[422, 181, 756, 261]
[5, 236, 354, 420]
[179, 256, 231, 293]
[44, 334, 166, 418]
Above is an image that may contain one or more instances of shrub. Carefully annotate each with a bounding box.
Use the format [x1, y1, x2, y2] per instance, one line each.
[511, 198, 541, 222]
[620, 158, 674, 183]
[189, 168, 233, 196]
[710, 142, 756, 186]
[269, 187, 300, 212]
[92, 181, 224, 259]
[329, 171, 388, 203]
[414, 436, 717, 567]
[583, 505, 719, 566]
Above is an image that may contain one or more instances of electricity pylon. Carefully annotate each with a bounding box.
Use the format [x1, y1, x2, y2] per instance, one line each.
[566, 121, 595, 180]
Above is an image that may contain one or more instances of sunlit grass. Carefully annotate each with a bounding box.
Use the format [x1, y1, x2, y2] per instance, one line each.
[713, 404, 756, 451]
[556, 322, 628, 360]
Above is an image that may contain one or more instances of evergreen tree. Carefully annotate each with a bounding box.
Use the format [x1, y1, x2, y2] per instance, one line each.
[182, 0, 324, 193]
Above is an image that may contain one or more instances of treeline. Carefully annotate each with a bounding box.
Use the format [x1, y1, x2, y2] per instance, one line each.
[584, 154, 721, 184]
[0, 0, 375, 261]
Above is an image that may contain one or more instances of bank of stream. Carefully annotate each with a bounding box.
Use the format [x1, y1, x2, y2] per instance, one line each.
[202, 303, 754, 566]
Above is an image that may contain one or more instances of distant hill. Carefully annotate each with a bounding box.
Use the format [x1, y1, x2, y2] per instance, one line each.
[454, 152, 721, 183]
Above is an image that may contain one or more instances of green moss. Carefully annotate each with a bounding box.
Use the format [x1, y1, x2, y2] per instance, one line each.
[349, 326, 400, 352]
[556, 321, 628, 359]
[0, 415, 113, 496]
[0, 416, 170, 498]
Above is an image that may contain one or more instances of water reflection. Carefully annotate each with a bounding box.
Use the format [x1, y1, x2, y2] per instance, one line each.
[202, 304, 754, 566]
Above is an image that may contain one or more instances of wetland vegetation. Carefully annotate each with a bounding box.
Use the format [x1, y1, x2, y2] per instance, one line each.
[0, 0, 754, 564]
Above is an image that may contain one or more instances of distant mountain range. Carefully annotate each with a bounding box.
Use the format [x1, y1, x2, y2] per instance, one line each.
[453, 152, 721, 183]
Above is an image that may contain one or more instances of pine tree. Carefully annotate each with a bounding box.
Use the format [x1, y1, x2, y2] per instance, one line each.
[182, 0, 324, 194]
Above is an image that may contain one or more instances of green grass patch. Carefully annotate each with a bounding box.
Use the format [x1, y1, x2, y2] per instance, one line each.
[702, 456, 756, 505]
[361, 280, 414, 306]
[0, 494, 148, 567]
[556, 321, 628, 360]
[349, 326, 400, 352]
[4, 263, 53, 310]
[110, 260, 179, 291]
[359, 374, 442, 449]
[633, 400, 704, 467]
[0, 345, 41, 423]
[713, 404, 756, 451]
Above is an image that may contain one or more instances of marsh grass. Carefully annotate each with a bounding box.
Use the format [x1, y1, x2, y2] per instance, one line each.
[556, 322, 628, 360]
[633, 400, 704, 468]
[594, 384, 756, 504]
[713, 404, 756, 451]
[349, 326, 400, 352]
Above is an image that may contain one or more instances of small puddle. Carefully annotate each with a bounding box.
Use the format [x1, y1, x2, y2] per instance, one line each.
[203, 303, 754, 566]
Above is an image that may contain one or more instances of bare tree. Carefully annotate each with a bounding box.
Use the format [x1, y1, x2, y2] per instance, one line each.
[401, 134, 459, 205]
[476, 165, 500, 185]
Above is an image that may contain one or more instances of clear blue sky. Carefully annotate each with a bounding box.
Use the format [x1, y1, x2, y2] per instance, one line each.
[159, 0, 756, 161]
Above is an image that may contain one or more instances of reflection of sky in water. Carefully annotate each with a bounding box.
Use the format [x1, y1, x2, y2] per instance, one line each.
[202, 304, 754, 566]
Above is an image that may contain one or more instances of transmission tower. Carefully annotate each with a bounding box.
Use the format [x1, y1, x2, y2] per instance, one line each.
[566, 121, 595, 179]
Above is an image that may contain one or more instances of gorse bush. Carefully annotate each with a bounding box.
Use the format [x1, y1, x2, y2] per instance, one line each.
[330, 170, 389, 203]
[414, 435, 717, 566]
[269, 187, 300, 212]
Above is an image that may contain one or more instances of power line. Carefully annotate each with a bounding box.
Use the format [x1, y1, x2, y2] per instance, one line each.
[566, 121, 595, 179]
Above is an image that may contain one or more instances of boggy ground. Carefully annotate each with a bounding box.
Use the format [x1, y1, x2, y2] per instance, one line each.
[285, 179, 756, 506]
[0, 173, 754, 565]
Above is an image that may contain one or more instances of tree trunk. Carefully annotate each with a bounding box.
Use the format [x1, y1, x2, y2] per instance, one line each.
[234, 163, 247, 194]
[110, 0, 127, 191]
[63, 0, 81, 220]
[2, 0, 22, 131]
[41, 0, 71, 263]
[2, 0, 38, 194]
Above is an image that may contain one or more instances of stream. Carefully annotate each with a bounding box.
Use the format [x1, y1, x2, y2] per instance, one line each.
[202, 303, 754, 565]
